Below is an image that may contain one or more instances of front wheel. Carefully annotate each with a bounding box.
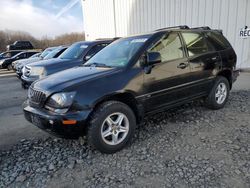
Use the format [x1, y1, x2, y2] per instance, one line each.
[88, 101, 136, 153]
[206, 76, 230, 110]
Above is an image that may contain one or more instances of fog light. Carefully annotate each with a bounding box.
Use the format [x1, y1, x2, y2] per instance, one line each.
[49, 120, 54, 124]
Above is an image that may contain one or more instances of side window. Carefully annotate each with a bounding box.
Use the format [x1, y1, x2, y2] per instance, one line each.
[15, 41, 20, 46]
[148, 33, 184, 62]
[206, 31, 231, 50]
[20, 53, 26, 58]
[85, 43, 108, 60]
[27, 52, 34, 57]
[182, 32, 209, 56]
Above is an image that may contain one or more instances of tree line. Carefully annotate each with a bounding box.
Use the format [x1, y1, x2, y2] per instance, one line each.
[0, 30, 85, 52]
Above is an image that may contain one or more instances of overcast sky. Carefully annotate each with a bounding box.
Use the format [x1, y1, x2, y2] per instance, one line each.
[0, 0, 84, 38]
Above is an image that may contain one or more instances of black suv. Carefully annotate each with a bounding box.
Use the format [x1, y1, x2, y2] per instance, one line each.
[23, 26, 239, 153]
[7, 41, 34, 51]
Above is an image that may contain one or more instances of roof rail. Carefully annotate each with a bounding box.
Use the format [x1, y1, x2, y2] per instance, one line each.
[96, 37, 120, 41]
[192, 26, 211, 30]
[155, 25, 190, 31]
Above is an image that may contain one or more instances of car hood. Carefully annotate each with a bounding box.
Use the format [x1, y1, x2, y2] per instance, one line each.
[29, 58, 75, 68]
[16, 57, 41, 66]
[33, 66, 119, 91]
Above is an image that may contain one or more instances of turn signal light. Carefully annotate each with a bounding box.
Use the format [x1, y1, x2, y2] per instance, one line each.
[62, 120, 77, 125]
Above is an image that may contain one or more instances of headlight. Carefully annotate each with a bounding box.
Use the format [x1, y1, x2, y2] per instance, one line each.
[30, 67, 45, 77]
[22, 67, 25, 74]
[0, 60, 4, 65]
[12, 61, 18, 66]
[45, 92, 76, 113]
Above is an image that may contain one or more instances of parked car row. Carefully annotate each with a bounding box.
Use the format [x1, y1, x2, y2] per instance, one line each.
[14, 46, 67, 78]
[8, 26, 240, 153]
[21, 40, 112, 88]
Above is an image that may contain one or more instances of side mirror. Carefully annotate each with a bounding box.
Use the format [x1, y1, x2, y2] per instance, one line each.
[146, 52, 161, 66]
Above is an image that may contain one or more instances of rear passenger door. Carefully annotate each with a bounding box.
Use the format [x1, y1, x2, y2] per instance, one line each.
[181, 31, 221, 95]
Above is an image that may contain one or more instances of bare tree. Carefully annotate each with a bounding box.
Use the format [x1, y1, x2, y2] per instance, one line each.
[0, 30, 85, 52]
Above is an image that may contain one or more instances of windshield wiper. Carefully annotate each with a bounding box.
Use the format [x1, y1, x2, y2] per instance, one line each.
[84, 62, 112, 68]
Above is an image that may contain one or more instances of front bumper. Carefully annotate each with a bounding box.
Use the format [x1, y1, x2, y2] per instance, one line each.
[16, 71, 22, 78]
[23, 101, 91, 137]
[21, 76, 38, 89]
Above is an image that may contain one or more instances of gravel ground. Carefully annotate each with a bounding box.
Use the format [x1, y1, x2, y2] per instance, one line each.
[0, 90, 249, 188]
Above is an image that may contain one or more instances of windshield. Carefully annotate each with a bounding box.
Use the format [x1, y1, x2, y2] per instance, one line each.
[12, 52, 23, 59]
[85, 36, 150, 67]
[30, 53, 40, 58]
[1, 52, 11, 58]
[40, 48, 55, 58]
[44, 48, 62, 59]
[59, 43, 88, 60]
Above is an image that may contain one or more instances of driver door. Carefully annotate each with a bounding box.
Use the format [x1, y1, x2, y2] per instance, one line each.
[143, 32, 192, 112]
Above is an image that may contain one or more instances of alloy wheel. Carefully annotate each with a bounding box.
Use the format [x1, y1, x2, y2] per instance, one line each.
[215, 82, 227, 104]
[101, 112, 129, 146]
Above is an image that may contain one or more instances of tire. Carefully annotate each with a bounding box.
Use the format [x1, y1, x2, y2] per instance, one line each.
[88, 101, 136, 154]
[7, 64, 13, 71]
[206, 76, 230, 110]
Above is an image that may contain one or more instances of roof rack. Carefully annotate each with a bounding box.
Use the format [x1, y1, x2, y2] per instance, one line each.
[96, 37, 120, 41]
[192, 26, 211, 30]
[155, 25, 190, 31]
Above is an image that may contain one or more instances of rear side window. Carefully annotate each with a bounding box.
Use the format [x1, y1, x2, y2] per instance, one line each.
[27, 52, 36, 57]
[18, 53, 26, 58]
[182, 32, 209, 56]
[85, 43, 109, 59]
[148, 33, 184, 62]
[206, 31, 231, 50]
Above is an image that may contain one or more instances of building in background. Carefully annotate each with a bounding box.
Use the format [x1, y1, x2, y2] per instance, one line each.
[82, 0, 250, 69]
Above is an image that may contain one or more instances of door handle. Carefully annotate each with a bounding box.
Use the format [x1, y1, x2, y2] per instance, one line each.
[177, 63, 188, 69]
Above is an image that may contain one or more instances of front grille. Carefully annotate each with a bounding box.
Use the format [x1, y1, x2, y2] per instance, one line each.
[28, 87, 46, 106]
[24, 66, 31, 77]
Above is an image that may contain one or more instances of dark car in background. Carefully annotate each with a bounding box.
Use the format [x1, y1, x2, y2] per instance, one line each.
[21, 40, 113, 88]
[0, 50, 23, 60]
[23, 26, 238, 153]
[14, 46, 67, 77]
[7, 41, 34, 51]
[0, 50, 40, 70]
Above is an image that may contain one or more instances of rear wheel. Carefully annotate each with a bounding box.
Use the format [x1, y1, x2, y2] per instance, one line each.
[206, 76, 230, 110]
[88, 101, 136, 153]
